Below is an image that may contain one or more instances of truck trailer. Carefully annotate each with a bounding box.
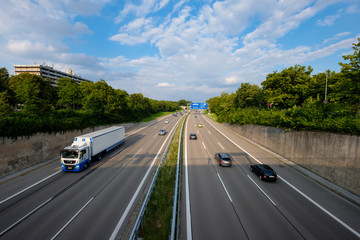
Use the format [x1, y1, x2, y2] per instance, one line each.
[60, 126, 125, 172]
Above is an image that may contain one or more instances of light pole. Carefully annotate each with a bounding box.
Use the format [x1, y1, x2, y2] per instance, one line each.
[324, 71, 328, 103]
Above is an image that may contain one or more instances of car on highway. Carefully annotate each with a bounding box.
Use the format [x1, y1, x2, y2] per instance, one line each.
[158, 129, 167, 135]
[214, 153, 232, 167]
[197, 123, 203, 128]
[165, 119, 170, 123]
[250, 164, 278, 181]
[189, 133, 197, 140]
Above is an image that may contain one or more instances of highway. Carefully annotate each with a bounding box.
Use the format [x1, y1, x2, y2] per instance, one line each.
[0, 113, 182, 240]
[181, 111, 360, 240]
[1, 111, 360, 240]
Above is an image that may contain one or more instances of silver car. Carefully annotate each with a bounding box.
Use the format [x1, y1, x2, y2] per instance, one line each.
[214, 153, 232, 167]
[158, 129, 167, 135]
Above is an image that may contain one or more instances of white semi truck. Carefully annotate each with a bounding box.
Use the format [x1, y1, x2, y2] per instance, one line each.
[60, 126, 125, 172]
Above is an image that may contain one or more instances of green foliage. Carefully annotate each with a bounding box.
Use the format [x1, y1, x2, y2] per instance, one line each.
[0, 70, 182, 138]
[262, 64, 313, 108]
[207, 39, 360, 135]
[0, 91, 13, 115]
[57, 78, 81, 109]
[234, 83, 264, 108]
[8, 73, 54, 114]
[337, 38, 360, 114]
[0, 67, 10, 92]
[139, 116, 184, 239]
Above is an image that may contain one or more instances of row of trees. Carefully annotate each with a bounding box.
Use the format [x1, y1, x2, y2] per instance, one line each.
[0, 70, 187, 137]
[207, 38, 360, 135]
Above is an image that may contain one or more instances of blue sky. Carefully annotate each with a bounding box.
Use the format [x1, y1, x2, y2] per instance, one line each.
[0, 0, 359, 102]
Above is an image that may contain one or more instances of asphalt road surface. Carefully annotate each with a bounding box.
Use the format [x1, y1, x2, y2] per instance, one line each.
[181, 111, 360, 240]
[0, 113, 182, 240]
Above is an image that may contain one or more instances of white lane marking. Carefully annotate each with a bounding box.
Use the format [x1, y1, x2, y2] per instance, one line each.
[217, 173, 233, 203]
[203, 116, 360, 238]
[131, 148, 143, 159]
[51, 197, 94, 240]
[218, 141, 224, 150]
[279, 176, 360, 238]
[247, 175, 276, 206]
[1, 121, 153, 205]
[0, 170, 61, 205]
[109, 120, 179, 240]
[185, 117, 193, 240]
[202, 141, 206, 150]
[109, 147, 125, 158]
[0, 198, 52, 236]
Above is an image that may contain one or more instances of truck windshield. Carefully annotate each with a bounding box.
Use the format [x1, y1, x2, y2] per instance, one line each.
[61, 150, 79, 159]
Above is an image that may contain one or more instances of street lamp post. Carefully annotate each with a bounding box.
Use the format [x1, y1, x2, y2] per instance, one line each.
[324, 71, 328, 103]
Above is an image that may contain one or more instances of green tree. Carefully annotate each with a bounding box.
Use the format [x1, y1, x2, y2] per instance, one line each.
[234, 83, 264, 108]
[9, 73, 53, 114]
[178, 99, 189, 107]
[0, 91, 12, 115]
[0, 67, 10, 92]
[337, 38, 360, 114]
[129, 93, 151, 119]
[105, 88, 131, 117]
[57, 78, 81, 109]
[81, 80, 111, 114]
[262, 65, 313, 108]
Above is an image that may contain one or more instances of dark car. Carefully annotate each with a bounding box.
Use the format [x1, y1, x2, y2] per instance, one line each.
[189, 133, 197, 140]
[214, 153, 232, 167]
[250, 164, 278, 181]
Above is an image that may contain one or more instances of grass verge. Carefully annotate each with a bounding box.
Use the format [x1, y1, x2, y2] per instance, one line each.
[138, 115, 185, 239]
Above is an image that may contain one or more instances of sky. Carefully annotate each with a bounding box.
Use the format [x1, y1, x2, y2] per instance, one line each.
[0, 0, 359, 102]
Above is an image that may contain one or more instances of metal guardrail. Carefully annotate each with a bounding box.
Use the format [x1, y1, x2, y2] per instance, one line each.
[129, 114, 186, 240]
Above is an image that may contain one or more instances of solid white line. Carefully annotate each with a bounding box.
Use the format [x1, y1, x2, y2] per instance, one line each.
[185, 117, 192, 240]
[203, 116, 360, 238]
[0, 198, 52, 236]
[247, 175, 276, 206]
[279, 176, 360, 238]
[109, 121, 178, 240]
[217, 173, 232, 203]
[0, 170, 61, 205]
[51, 197, 94, 240]
[1, 120, 155, 206]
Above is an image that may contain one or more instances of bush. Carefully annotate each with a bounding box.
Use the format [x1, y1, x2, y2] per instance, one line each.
[212, 103, 360, 135]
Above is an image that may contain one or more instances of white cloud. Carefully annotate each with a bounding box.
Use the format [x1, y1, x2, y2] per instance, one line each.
[115, 0, 170, 23]
[157, 82, 174, 87]
[317, 13, 341, 26]
[1, 0, 358, 102]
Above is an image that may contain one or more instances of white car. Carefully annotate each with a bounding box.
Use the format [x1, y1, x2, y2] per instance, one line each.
[165, 119, 169, 124]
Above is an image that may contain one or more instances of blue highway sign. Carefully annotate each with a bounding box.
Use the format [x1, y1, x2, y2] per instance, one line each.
[191, 103, 208, 109]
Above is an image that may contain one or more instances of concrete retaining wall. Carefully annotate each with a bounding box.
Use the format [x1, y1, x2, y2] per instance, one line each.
[2, 122, 359, 196]
[225, 124, 360, 196]
[0, 123, 137, 178]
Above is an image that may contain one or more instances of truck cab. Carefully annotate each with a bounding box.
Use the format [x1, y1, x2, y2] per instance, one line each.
[61, 145, 90, 171]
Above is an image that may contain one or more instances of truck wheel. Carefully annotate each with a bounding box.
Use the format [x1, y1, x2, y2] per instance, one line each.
[84, 162, 89, 170]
